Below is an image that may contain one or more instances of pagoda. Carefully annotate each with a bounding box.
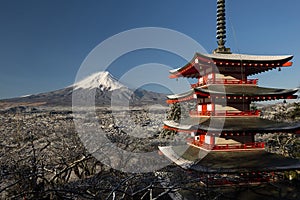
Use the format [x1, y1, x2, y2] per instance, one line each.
[159, 0, 300, 186]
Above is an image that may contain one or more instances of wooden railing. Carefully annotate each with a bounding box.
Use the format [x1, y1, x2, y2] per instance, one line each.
[212, 142, 265, 150]
[189, 140, 265, 151]
[189, 111, 212, 117]
[191, 78, 258, 88]
[191, 82, 205, 88]
[190, 139, 204, 147]
[216, 79, 258, 85]
[189, 110, 261, 117]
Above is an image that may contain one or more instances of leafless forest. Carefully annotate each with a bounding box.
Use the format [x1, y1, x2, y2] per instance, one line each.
[0, 103, 300, 199]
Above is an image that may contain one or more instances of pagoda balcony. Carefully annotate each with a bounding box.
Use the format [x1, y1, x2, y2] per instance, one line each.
[189, 140, 265, 151]
[189, 110, 261, 117]
[191, 78, 258, 88]
[212, 142, 265, 151]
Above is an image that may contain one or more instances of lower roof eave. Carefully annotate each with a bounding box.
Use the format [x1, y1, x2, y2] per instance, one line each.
[158, 146, 194, 169]
[166, 86, 298, 103]
[159, 145, 300, 173]
[163, 118, 300, 134]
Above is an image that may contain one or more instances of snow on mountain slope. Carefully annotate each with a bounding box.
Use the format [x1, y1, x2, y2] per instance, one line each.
[73, 71, 126, 91]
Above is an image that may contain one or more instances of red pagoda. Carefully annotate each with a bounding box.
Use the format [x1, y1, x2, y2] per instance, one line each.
[159, 0, 300, 186]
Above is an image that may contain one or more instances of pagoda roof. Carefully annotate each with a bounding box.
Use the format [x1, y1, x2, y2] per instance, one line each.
[167, 90, 194, 100]
[170, 53, 293, 78]
[167, 86, 298, 102]
[158, 145, 300, 173]
[164, 117, 300, 134]
[195, 85, 298, 97]
[201, 53, 293, 62]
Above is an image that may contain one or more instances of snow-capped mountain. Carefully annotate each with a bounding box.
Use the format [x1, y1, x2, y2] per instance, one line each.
[0, 71, 166, 107]
[73, 71, 126, 91]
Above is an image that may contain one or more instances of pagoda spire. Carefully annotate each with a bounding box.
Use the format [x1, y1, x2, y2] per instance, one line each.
[213, 0, 231, 54]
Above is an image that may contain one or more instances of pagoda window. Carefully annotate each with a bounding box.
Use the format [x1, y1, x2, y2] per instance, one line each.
[205, 135, 211, 144]
[199, 77, 203, 84]
[207, 104, 212, 111]
[197, 105, 202, 112]
[205, 135, 215, 145]
[208, 73, 213, 80]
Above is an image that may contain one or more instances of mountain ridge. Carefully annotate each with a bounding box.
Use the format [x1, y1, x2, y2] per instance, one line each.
[0, 71, 167, 108]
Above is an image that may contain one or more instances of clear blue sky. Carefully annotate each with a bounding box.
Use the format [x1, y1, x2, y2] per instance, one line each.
[1, 0, 300, 99]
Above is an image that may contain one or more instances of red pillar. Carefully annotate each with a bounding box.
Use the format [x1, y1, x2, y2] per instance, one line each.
[200, 135, 205, 142]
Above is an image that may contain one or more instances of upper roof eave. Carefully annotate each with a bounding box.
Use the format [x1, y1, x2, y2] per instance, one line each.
[197, 52, 293, 62]
[169, 52, 294, 78]
[166, 86, 298, 100]
[164, 117, 300, 133]
[194, 86, 299, 97]
[167, 89, 194, 99]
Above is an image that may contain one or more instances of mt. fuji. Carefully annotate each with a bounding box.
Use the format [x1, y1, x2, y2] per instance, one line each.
[0, 71, 167, 108]
[73, 71, 126, 91]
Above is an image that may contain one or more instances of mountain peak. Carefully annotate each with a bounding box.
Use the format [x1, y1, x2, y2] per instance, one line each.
[73, 71, 126, 91]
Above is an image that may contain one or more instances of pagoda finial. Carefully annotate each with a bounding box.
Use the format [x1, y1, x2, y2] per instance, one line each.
[213, 0, 231, 54]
